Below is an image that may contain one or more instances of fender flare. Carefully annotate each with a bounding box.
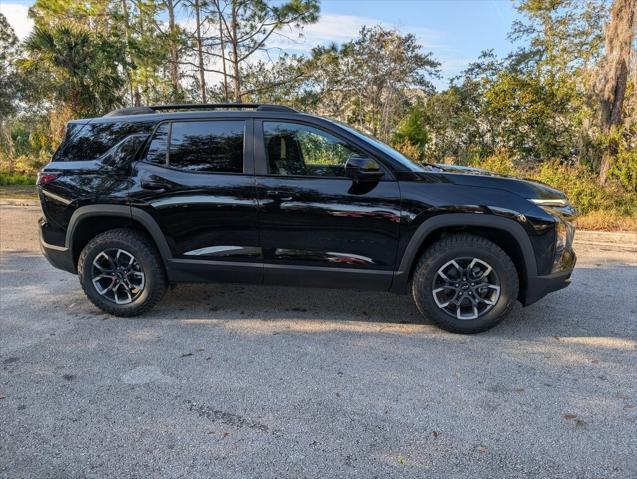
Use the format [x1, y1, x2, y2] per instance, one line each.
[66, 205, 173, 261]
[392, 213, 538, 291]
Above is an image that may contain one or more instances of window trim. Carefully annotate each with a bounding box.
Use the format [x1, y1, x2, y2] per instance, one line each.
[140, 118, 252, 176]
[253, 119, 393, 180]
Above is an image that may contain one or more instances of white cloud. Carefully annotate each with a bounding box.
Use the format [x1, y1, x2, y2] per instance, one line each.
[261, 13, 463, 89]
[0, 6, 461, 90]
[0, 3, 34, 40]
[269, 13, 442, 53]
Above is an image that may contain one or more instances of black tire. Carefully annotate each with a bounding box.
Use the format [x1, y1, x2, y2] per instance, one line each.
[411, 234, 519, 334]
[78, 228, 167, 317]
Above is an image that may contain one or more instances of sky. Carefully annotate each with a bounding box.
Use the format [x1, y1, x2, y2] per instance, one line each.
[0, 0, 521, 90]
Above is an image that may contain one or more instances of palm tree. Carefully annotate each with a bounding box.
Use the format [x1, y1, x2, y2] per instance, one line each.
[19, 25, 125, 117]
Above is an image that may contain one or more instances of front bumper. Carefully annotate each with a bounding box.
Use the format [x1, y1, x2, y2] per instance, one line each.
[521, 248, 576, 306]
[39, 219, 76, 274]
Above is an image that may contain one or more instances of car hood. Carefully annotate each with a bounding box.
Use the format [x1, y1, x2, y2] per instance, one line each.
[430, 164, 567, 200]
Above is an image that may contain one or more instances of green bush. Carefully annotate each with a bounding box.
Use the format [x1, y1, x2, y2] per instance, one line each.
[0, 172, 37, 186]
[467, 155, 637, 217]
[609, 146, 637, 193]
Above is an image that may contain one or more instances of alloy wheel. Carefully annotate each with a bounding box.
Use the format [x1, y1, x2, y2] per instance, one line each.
[91, 248, 145, 305]
[431, 257, 501, 320]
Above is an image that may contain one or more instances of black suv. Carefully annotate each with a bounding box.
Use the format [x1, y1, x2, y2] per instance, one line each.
[38, 103, 577, 333]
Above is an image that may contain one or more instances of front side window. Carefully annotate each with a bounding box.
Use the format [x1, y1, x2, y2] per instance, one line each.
[168, 121, 244, 173]
[263, 122, 362, 177]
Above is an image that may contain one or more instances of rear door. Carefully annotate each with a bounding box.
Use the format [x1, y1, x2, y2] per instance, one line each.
[130, 118, 262, 283]
[254, 119, 401, 290]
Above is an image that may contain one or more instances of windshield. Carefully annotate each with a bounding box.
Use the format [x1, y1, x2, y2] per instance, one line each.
[333, 121, 427, 172]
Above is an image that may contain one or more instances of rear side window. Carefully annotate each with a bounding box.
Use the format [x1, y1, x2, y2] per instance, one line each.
[168, 121, 244, 173]
[145, 123, 169, 165]
[54, 121, 155, 162]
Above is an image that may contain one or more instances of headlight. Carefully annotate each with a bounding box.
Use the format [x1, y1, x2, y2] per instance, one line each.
[529, 199, 568, 207]
[529, 199, 577, 271]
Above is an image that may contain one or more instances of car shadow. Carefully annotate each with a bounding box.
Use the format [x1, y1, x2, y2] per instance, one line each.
[2, 251, 636, 342]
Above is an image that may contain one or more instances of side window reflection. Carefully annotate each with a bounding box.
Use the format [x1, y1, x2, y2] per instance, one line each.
[263, 122, 362, 177]
[169, 121, 244, 173]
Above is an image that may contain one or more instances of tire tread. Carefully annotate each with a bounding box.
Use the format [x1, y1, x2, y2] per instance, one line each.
[411, 233, 519, 333]
[78, 228, 167, 317]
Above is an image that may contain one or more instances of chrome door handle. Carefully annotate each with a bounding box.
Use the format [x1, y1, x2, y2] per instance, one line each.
[266, 190, 293, 201]
[141, 181, 166, 191]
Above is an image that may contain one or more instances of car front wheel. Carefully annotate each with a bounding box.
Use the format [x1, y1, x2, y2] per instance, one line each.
[412, 234, 519, 334]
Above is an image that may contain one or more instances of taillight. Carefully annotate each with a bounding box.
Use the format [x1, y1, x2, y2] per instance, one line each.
[37, 172, 59, 186]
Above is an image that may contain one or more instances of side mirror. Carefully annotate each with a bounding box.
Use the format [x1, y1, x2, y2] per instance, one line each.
[345, 155, 384, 182]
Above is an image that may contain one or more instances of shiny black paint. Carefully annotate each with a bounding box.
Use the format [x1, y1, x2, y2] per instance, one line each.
[123, 118, 262, 284]
[38, 150, 137, 237]
[250, 116, 401, 288]
[38, 108, 576, 307]
[255, 175, 401, 288]
[396, 176, 559, 276]
[129, 161, 260, 263]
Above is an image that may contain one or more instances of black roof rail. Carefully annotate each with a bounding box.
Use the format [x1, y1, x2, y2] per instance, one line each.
[103, 103, 297, 117]
[150, 103, 297, 112]
[103, 106, 156, 117]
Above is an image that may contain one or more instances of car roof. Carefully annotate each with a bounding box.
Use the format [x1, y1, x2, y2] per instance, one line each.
[96, 103, 298, 122]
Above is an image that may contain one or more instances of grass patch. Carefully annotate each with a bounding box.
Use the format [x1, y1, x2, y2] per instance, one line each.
[576, 210, 637, 232]
[0, 185, 38, 200]
[0, 172, 37, 186]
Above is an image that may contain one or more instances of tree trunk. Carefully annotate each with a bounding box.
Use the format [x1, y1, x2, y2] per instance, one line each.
[120, 0, 140, 106]
[597, 0, 635, 184]
[193, 0, 206, 102]
[166, 0, 180, 97]
[216, 0, 229, 101]
[230, 0, 241, 102]
[137, 6, 149, 104]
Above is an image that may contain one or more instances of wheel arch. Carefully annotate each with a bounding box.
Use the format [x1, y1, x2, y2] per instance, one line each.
[392, 213, 537, 300]
[66, 205, 172, 271]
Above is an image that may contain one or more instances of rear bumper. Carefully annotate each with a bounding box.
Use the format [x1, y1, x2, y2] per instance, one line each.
[39, 219, 76, 274]
[521, 249, 576, 306]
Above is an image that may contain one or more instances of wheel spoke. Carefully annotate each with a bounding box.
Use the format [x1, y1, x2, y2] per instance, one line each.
[437, 259, 464, 283]
[91, 248, 144, 305]
[116, 249, 133, 268]
[456, 303, 479, 320]
[127, 271, 145, 290]
[437, 269, 452, 282]
[432, 287, 455, 308]
[93, 273, 116, 283]
[468, 258, 492, 280]
[449, 260, 462, 276]
[476, 284, 500, 305]
[455, 296, 479, 319]
[93, 252, 116, 273]
[93, 275, 116, 295]
[432, 256, 501, 321]
[113, 282, 133, 304]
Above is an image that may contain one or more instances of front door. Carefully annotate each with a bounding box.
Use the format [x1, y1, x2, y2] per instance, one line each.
[130, 118, 261, 283]
[254, 120, 401, 290]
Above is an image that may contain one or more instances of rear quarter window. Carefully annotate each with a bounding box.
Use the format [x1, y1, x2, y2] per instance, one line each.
[54, 120, 156, 162]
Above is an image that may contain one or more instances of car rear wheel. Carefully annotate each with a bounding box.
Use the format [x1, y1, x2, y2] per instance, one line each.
[78, 228, 167, 317]
[412, 234, 519, 333]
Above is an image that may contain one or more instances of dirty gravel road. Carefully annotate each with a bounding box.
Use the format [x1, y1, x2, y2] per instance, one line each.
[1, 205, 636, 478]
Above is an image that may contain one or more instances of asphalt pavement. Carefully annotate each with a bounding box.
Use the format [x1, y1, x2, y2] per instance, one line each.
[1, 205, 636, 478]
